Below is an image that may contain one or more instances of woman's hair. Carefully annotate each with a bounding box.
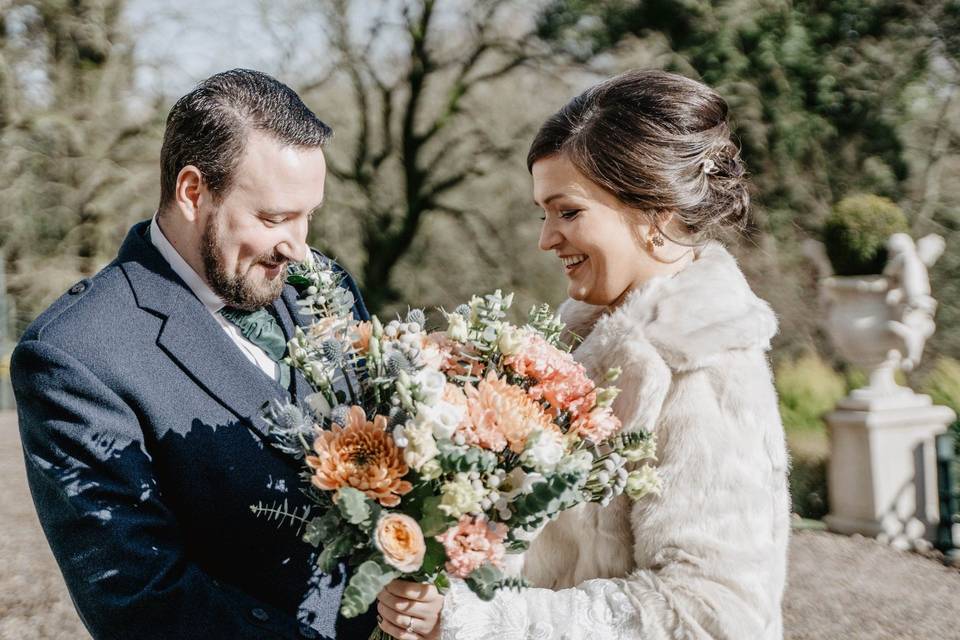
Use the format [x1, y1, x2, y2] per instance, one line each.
[527, 70, 749, 237]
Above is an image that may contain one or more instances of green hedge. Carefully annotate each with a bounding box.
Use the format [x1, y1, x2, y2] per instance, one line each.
[823, 194, 909, 276]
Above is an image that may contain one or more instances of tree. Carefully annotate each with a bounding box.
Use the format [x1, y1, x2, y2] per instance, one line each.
[534, 0, 959, 358]
[0, 0, 160, 334]
[295, 0, 552, 312]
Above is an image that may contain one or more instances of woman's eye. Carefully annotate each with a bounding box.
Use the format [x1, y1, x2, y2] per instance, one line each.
[560, 209, 581, 219]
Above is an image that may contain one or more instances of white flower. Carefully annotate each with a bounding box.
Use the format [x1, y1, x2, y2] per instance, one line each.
[439, 472, 486, 518]
[497, 326, 524, 356]
[412, 401, 465, 440]
[414, 369, 447, 405]
[502, 467, 545, 500]
[401, 420, 439, 471]
[625, 465, 662, 501]
[304, 393, 332, 419]
[556, 450, 593, 476]
[447, 313, 469, 342]
[419, 459, 442, 481]
[622, 435, 658, 463]
[520, 428, 565, 472]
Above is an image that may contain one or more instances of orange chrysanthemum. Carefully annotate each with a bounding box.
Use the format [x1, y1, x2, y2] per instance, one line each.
[306, 406, 413, 507]
[461, 372, 556, 454]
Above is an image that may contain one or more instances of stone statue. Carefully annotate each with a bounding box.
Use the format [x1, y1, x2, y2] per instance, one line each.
[883, 233, 945, 371]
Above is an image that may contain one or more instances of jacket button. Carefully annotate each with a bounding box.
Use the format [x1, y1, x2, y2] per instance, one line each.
[298, 624, 319, 639]
[250, 607, 269, 622]
[69, 282, 87, 295]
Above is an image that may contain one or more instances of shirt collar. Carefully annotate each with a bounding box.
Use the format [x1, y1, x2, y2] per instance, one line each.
[149, 213, 225, 313]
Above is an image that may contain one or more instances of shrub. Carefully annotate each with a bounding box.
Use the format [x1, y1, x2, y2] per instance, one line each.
[921, 356, 960, 449]
[775, 352, 846, 432]
[823, 194, 909, 276]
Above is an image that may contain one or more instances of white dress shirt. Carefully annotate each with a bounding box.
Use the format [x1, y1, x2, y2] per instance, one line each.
[149, 214, 280, 381]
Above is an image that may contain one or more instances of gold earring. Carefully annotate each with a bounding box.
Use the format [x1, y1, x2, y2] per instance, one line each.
[650, 231, 665, 248]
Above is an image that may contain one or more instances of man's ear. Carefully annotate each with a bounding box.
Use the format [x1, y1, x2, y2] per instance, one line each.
[174, 165, 204, 223]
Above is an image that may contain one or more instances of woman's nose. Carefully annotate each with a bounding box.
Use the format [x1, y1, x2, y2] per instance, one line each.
[538, 218, 562, 252]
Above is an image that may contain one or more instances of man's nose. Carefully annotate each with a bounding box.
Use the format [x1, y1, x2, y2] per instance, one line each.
[277, 218, 309, 263]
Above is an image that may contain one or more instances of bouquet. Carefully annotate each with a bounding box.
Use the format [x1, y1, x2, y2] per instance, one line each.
[253, 255, 661, 636]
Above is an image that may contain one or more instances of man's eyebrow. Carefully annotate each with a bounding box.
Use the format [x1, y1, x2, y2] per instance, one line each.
[259, 205, 322, 216]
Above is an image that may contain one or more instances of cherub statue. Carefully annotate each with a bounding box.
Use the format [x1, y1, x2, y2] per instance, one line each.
[884, 233, 945, 371]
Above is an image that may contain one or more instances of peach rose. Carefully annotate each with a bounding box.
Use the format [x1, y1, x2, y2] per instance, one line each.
[374, 513, 426, 573]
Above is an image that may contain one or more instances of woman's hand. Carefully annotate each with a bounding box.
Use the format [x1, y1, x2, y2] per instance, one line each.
[376, 579, 444, 639]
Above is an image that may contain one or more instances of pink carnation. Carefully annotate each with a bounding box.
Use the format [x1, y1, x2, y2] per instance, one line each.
[571, 406, 622, 443]
[435, 515, 508, 578]
[503, 333, 596, 419]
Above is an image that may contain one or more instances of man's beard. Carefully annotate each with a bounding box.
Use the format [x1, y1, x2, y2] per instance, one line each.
[201, 212, 287, 310]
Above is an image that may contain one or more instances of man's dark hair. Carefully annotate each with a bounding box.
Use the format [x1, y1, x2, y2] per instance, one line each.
[158, 68, 332, 211]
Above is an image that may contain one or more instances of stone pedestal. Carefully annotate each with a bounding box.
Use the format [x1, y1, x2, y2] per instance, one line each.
[825, 391, 956, 550]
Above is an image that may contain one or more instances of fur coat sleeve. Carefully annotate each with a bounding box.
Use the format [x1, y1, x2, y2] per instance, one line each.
[441, 244, 791, 640]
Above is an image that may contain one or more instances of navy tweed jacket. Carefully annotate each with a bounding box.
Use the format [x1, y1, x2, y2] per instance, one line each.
[11, 221, 378, 640]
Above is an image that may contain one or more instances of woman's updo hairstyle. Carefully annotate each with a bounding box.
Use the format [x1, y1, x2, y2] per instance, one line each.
[527, 70, 750, 237]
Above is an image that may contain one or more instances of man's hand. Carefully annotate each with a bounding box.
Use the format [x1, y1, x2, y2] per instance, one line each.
[376, 579, 444, 640]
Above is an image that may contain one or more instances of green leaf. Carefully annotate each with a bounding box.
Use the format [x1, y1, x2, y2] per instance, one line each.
[302, 511, 342, 548]
[419, 495, 455, 537]
[287, 274, 312, 287]
[337, 487, 376, 528]
[419, 538, 447, 576]
[316, 534, 355, 573]
[340, 560, 400, 618]
[433, 572, 451, 592]
[464, 563, 504, 601]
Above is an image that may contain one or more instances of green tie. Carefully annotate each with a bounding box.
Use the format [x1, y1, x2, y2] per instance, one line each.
[220, 307, 292, 389]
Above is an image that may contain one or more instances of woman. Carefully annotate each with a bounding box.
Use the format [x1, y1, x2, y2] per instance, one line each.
[376, 69, 790, 640]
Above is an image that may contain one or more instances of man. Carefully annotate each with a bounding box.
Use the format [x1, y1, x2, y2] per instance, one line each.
[12, 69, 376, 639]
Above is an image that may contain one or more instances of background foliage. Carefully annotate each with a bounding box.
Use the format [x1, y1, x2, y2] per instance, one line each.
[1, 1, 958, 421]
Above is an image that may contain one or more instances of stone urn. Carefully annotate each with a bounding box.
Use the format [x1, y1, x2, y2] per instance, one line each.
[819, 274, 913, 407]
[806, 234, 956, 549]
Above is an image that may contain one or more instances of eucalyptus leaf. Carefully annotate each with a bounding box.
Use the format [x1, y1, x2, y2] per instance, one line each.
[340, 560, 400, 618]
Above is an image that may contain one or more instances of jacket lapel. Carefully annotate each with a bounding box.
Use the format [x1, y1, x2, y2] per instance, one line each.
[117, 222, 291, 441]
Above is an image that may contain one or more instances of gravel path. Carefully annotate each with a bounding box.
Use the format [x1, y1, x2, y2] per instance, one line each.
[2, 411, 959, 639]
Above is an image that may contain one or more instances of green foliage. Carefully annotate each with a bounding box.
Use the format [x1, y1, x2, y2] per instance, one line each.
[316, 533, 356, 573]
[340, 560, 400, 618]
[249, 500, 313, 536]
[789, 456, 829, 521]
[921, 357, 960, 417]
[536, 0, 924, 229]
[775, 352, 846, 432]
[506, 472, 588, 529]
[419, 495, 456, 537]
[336, 487, 380, 531]
[302, 510, 342, 548]
[463, 563, 528, 601]
[419, 538, 447, 577]
[436, 442, 498, 475]
[822, 195, 909, 275]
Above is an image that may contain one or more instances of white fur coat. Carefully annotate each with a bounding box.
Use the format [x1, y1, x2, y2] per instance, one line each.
[442, 243, 790, 640]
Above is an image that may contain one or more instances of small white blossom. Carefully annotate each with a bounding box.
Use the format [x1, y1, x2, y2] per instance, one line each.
[497, 326, 524, 356]
[625, 465, 662, 501]
[304, 393, 332, 419]
[520, 428, 566, 473]
[447, 313, 469, 342]
[414, 369, 447, 406]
